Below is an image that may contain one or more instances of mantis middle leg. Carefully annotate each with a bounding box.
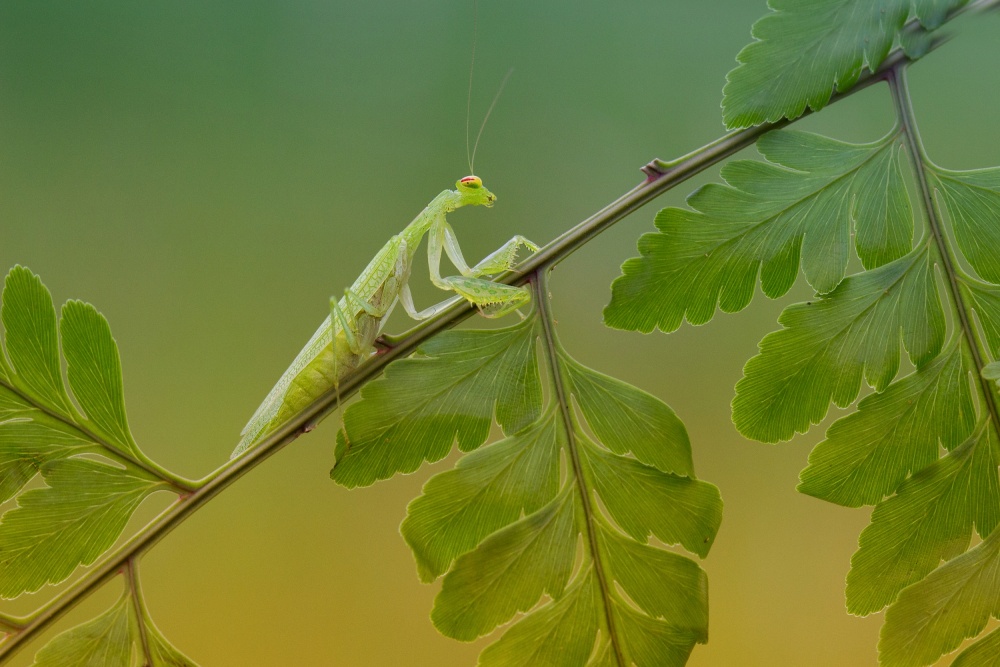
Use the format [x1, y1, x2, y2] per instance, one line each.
[332, 287, 395, 354]
[329, 236, 410, 395]
[398, 285, 463, 320]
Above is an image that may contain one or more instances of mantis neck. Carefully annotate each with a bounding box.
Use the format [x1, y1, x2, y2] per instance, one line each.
[401, 188, 464, 255]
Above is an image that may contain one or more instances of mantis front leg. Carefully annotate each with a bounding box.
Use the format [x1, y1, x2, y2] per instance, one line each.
[400, 276, 529, 321]
[424, 219, 539, 318]
[443, 223, 539, 277]
[440, 275, 532, 318]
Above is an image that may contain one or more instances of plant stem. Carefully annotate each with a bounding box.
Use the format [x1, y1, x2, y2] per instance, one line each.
[0, 614, 22, 633]
[886, 66, 1000, 440]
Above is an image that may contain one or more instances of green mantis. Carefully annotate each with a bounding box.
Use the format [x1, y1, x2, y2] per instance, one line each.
[231, 175, 539, 457]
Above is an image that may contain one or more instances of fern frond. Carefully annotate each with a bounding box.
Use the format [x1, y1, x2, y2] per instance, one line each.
[334, 274, 721, 665]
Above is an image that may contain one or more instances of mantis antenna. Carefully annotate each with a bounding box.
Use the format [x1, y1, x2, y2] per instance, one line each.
[465, 0, 513, 175]
[470, 68, 513, 175]
[465, 0, 478, 174]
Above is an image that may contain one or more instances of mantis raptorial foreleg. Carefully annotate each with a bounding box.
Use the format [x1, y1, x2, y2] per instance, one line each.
[427, 218, 536, 319]
[401, 275, 529, 322]
[441, 275, 531, 318]
[442, 223, 539, 277]
[466, 234, 540, 276]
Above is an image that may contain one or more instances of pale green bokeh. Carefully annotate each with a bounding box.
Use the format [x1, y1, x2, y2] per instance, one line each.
[2, 1, 999, 665]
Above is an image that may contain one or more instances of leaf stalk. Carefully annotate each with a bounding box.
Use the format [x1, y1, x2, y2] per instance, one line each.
[125, 559, 153, 664]
[886, 66, 1000, 440]
[531, 271, 625, 666]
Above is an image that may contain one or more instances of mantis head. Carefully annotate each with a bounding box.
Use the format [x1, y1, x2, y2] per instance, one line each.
[456, 175, 496, 208]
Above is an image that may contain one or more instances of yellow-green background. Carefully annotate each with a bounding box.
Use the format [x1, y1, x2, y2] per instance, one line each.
[2, 1, 999, 665]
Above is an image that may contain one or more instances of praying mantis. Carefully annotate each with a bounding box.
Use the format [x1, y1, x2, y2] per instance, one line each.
[231, 13, 536, 458]
[231, 175, 539, 457]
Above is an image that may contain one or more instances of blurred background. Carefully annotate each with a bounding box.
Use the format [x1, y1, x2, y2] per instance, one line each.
[2, 1, 998, 665]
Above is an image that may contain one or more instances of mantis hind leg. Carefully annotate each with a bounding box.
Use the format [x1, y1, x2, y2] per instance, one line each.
[329, 295, 376, 410]
[441, 275, 531, 319]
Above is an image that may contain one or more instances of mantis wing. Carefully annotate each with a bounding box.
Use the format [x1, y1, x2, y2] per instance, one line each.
[232, 317, 335, 457]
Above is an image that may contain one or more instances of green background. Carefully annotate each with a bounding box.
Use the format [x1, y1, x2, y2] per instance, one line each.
[2, 1, 999, 665]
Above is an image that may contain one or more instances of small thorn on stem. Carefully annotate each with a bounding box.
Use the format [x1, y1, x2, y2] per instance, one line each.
[641, 159, 671, 180]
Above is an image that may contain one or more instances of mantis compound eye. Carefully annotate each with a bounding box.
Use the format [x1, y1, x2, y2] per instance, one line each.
[459, 175, 482, 189]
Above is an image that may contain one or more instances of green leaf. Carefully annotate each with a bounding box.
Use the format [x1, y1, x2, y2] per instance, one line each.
[798, 343, 974, 507]
[879, 525, 1000, 667]
[953, 626, 1000, 667]
[0, 458, 161, 598]
[31, 591, 134, 667]
[985, 362, 1000, 383]
[0, 381, 38, 421]
[605, 131, 911, 333]
[722, 0, 910, 128]
[914, 0, 969, 29]
[0, 267, 167, 545]
[612, 598, 698, 667]
[338, 302, 718, 663]
[332, 319, 541, 488]
[965, 280, 1000, 357]
[147, 622, 200, 667]
[0, 401, 94, 504]
[432, 487, 577, 640]
[596, 516, 709, 642]
[60, 300, 138, 457]
[401, 413, 562, 583]
[733, 246, 944, 442]
[1, 266, 73, 417]
[562, 355, 692, 475]
[846, 424, 1000, 616]
[29, 579, 198, 666]
[477, 569, 601, 667]
[932, 168, 1000, 284]
[721, 0, 967, 127]
[580, 437, 723, 558]
[586, 641, 617, 667]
